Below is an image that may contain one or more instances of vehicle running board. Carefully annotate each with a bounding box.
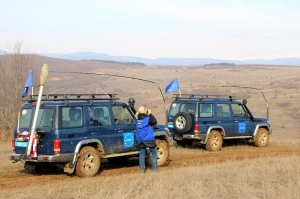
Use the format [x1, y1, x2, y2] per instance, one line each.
[103, 151, 139, 158]
[223, 136, 252, 139]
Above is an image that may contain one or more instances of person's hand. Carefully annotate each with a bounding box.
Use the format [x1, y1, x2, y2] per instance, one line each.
[147, 109, 152, 115]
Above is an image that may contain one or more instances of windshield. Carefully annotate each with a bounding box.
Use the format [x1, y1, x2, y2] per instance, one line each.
[19, 108, 54, 129]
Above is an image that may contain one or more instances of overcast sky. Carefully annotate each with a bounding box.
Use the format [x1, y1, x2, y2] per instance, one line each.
[1, 0, 300, 60]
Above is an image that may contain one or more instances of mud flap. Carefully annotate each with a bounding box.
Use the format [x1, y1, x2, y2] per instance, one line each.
[24, 162, 35, 171]
[64, 162, 75, 174]
[173, 135, 183, 141]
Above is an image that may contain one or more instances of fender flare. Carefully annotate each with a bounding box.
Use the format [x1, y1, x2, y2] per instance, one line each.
[154, 131, 171, 146]
[251, 123, 271, 142]
[70, 139, 104, 168]
[204, 126, 225, 144]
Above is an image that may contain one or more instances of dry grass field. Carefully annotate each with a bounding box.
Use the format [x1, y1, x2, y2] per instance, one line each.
[1, 140, 300, 199]
[1, 57, 300, 198]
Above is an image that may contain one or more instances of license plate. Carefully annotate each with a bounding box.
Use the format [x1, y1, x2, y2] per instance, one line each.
[15, 142, 28, 147]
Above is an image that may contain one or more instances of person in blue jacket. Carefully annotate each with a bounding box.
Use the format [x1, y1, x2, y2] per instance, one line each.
[134, 105, 158, 173]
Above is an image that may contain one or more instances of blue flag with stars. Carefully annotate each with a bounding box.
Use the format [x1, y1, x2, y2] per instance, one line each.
[123, 132, 134, 148]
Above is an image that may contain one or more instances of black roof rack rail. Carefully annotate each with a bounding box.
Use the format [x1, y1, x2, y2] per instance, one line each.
[173, 94, 236, 101]
[24, 94, 119, 105]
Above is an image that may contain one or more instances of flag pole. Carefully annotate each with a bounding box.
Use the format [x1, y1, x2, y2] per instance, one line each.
[26, 64, 48, 157]
[31, 70, 34, 95]
[17, 111, 20, 133]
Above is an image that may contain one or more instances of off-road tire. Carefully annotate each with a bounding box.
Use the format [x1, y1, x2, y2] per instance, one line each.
[75, 146, 100, 177]
[107, 156, 129, 164]
[205, 130, 223, 151]
[254, 128, 269, 147]
[173, 112, 193, 134]
[146, 139, 169, 167]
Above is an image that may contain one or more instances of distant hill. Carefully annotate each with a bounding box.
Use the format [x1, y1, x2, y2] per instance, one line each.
[1, 49, 300, 66]
[39, 52, 300, 66]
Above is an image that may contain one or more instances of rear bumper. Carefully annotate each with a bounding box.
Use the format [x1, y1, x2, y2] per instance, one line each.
[8, 153, 74, 163]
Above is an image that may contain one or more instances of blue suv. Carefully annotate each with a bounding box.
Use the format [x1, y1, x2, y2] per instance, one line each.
[167, 94, 272, 151]
[8, 94, 170, 177]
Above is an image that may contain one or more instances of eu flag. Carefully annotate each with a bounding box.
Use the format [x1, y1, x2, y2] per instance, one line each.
[22, 70, 33, 98]
[165, 78, 180, 93]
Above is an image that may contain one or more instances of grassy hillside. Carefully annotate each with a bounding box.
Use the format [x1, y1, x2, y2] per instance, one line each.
[29, 56, 300, 138]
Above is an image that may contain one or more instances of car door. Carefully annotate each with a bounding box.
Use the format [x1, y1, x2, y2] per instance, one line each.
[215, 103, 235, 137]
[111, 104, 138, 153]
[231, 103, 252, 136]
[58, 106, 90, 154]
[86, 104, 126, 154]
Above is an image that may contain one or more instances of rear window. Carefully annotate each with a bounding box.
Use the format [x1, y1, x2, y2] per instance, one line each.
[169, 102, 180, 116]
[19, 108, 54, 129]
[169, 102, 196, 117]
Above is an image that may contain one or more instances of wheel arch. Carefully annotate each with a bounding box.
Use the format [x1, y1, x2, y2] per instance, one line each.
[251, 124, 271, 142]
[155, 133, 171, 147]
[71, 139, 104, 168]
[204, 126, 225, 144]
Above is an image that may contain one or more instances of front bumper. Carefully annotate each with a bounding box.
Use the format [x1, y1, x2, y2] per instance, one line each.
[8, 153, 74, 163]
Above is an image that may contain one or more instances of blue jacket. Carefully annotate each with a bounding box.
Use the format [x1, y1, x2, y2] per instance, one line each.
[135, 114, 156, 142]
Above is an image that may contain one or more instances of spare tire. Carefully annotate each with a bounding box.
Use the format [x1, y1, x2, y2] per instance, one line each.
[173, 112, 193, 134]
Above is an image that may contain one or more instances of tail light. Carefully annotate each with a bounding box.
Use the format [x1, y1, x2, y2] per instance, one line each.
[53, 139, 61, 155]
[12, 138, 15, 152]
[194, 124, 199, 135]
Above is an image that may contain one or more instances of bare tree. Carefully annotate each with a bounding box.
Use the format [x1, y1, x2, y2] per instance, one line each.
[0, 41, 35, 140]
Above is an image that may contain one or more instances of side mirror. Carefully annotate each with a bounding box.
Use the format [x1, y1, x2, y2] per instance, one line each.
[242, 99, 247, 105]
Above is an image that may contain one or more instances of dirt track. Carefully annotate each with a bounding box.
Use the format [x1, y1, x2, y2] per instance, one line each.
[1, 140, 300, 192]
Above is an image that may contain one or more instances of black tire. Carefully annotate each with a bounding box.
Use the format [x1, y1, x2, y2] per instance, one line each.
[107, 156, 129, 164]
[205, 130, 223, 151]
[173, 112, 193, 134]
[254, 128, 269, 147]
[146, 139, 170, 167]
[75, 146, 100, 177]
[175, 140, 194, 147]
[35, 165, 58, 174]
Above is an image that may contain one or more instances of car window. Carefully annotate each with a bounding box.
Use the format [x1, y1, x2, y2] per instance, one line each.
[19, 108, 54, 129]
[216, 104, 231, 117]
[199, 104, 213, 117]
[19, 108, 33, 128]
[60, 107, 83, 128]
[89, 105, 111, 126]
[112, 105, 134, 125]
[36, 108, 54, 128]
[169, 102, 180, 116]
[180, 103, 196, 116]
[232, 104, 247, 117]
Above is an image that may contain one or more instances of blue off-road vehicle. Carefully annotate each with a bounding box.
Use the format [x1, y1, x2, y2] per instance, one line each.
[8, 94, 170, 177]
[167, 94, 272, 151]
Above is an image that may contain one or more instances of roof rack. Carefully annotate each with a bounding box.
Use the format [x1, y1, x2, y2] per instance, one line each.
[173, 94, 236, 101]
[24, 94, 119, 105]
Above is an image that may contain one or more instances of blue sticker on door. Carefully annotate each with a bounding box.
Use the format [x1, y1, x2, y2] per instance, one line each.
[123, 132, 134, 148]
[238, 122, 246, 134]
